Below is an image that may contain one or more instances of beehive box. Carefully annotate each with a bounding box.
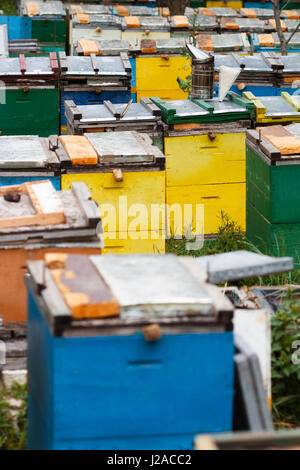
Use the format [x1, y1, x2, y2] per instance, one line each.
[220, 16, 271, 32]
[151, 92, 254, 236]
[0, 54, 59, 136]
[26, 253, 234, 450]
[121, 16, 170, 47]
[0, 135, 61, 189]
[133, 38, 190, 101]
[64, 98, 163, 150]
[0, 179, 102, 323]
[75, 37, 189, 102]
[251, 32, 300, 52]
[214, 53, 283, 96]
[169, 14, 218, 37]
[279, 53, 300, 93]
[243, 91, 300, 124]
[110, 4, 155, 16]
[21, 1, 67, 50]
[238, 7, 274, 18]
[196, 32, 251, 53]
[0, 16, 31, 41]
[198, 6, 238, 17]
[58, 131, 166, 254]
[59, 52, 132, 134]
[74, 37, 188, 102]
[246, 124, 300, 259]
[70, 14, 122, 54]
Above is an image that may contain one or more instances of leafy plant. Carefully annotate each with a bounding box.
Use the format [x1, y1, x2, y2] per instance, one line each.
[271, 290, 300, 427]
[0, 382, 27, 450]
[1, 0, 17, 15]
[176, 12, 199, 97]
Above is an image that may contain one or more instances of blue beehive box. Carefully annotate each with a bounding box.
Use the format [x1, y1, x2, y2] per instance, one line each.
[27, 254, 235, 450]
[0, 16, 32, 41]
[59, 53, 132, 133]
[0, 135, 60, 189]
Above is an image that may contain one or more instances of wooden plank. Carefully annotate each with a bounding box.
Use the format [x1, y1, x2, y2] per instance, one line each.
[58, 51, 68, 72]
[103, 100, 121, 118]
[90, 53, 99, 72]
[40, 138, 60, 169]
[120, 52, 131, 72]
[47, 254, 120, 319]
[0, 180, 66, 229]
[139, 97, 161, 116]
[71, 182, 101, 228]
[59, 136, 98, 166]
[257, 125, 300, 155]
[26, 261, 72, 333]
[55, 141, 72, 168]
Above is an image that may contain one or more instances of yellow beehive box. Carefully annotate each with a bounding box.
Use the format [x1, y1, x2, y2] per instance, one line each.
[60, 132, 166, 254]
[136, 56, 191, 102]
[150, 94, 254, 236]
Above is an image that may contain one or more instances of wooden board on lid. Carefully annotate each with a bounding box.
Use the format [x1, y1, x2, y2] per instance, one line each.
[257, 125, 300, 155]
[47, 253, 120, 319]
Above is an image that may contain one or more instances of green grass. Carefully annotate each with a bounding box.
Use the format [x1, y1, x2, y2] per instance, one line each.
[1, 0, 17, 15]
[166, 211, 300, 287]
[0, 382, 27, 450]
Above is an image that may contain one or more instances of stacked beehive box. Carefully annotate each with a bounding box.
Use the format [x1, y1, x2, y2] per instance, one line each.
[0, 179, 102, 323]
[26, 253, 234, 449]
[151, 92, 254, 236]
[0, 54, 59, 136]
[21, 1, 67, 53]
[58, 131, 166, 254]
[246, 124, 300, 260]
[59, 52, 132, 134]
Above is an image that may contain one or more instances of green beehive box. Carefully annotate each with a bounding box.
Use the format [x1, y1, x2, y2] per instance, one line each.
[246, 124, 300, 260]
[0, 55, 59, 136]
[22, 1, 67, 45]
[31, 19, 66, 44]
[246, 201, 300, 260]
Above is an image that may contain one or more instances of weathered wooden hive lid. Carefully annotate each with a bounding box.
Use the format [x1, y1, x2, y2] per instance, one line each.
[210, 7, 237, 17]
[84, 131, 161, 164]
[0, 24, 8, 58]
[90, 254, 215, 317]
[186, 14, 218, 28]
[24, 1, 66, 17]
[0, 180, 101, 239]
[122, 15, 170, 30]
[194, 250, 294, 283]
[61, 55, 129, 77]
[247, 123, 300, 159]
[131, 37, 186, 54]
[0, 135, 50, 168]
[26, 253, 236, 336]
[111, 5, 153, 16]
[70, 3, 109, 15]
[197, 33, 249, 53]
[280, 53, 300, 72]
[243, 92, 300, 118]
[73, 13, 121, 27]
[151, 92, 253, 124]
[214, 54, 273, 72]
[77, 39, 130, 56]
[252, 8, 274, 18]
[0, 54, 58, 78]
[71, 99, 161, 125]
[256, 32, 300, 48]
